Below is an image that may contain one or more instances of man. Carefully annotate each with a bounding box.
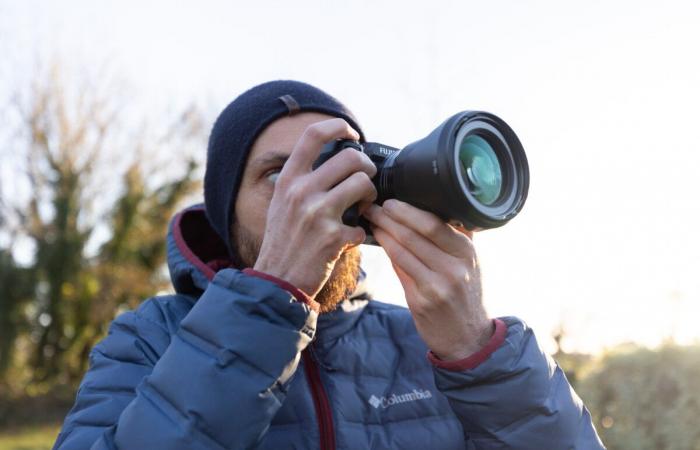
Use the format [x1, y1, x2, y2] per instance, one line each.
[53, 80, 605, 449]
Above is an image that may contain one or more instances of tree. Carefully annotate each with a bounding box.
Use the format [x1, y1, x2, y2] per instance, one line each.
[578, 343, 700, 450]
[551, 323, 592, 389]
[0, 248, 35, 376]
[0, 63, 204, 392]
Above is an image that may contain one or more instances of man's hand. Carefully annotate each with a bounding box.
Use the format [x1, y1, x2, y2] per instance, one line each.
[254, 118, 377, 298]
[363, 200, 493, 361]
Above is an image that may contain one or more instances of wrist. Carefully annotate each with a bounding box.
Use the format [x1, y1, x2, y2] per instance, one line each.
[428, 319, 507, 371]
[253, 258, 300, 290]
[436, 318, 495, 361]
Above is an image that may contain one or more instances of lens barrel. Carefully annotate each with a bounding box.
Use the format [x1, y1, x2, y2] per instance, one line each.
[314, 110, 529, 245]
[376, 111, 528, 230]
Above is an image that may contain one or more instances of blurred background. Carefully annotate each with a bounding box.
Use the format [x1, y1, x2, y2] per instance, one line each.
[1, 0, 699, 448]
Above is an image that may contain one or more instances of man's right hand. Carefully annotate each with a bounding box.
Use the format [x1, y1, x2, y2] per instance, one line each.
[253, 118, 377, 298]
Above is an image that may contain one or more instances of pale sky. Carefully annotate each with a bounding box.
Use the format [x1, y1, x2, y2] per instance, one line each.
[1, 0, 699, 354]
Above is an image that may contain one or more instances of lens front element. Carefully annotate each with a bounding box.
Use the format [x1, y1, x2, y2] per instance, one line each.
[458, 135, 502, 205]
[377, 110, 528, 233]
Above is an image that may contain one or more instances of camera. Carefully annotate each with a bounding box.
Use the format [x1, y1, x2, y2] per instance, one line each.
[313, 111, 529, 245]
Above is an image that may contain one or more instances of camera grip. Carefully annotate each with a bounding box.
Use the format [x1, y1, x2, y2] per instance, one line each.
[313, 139, 378, 244]
[313, 140, 364, 226]
[341, 204, 359, 226]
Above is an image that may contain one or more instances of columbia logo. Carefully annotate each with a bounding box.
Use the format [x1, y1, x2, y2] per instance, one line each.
[367, 389, 433, 409]
[368, 395, 382, 409]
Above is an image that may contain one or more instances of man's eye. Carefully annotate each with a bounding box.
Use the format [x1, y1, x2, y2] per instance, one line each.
[265, 169, 281, 184]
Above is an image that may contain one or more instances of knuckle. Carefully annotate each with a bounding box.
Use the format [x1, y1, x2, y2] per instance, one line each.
[360, 153, 377, 176]
[285, 182, 308, 206]
[341, 147, 364, 166]
[353, 172, 377, 198]
[443, 267, 470, 299]
[433, 284, 453, 304]
[345, 171, 363, 187]
[319, 222, 343, 248]
[334, 117, 350, 130]
[366, 162, 378, 178]
[303, 124, 325, 142]
[419, 284, 446, 307]
[330, 226, 343, 243]
[430, 274, 452, 296]
[352, 170, 371, 184]
[336, 118, 359, 139]
[425, 219, 444, 239]
[445, 267, 467, 290]
[299, 198, 327, 226]
[394, 226, 412, 244]
[298, 203, 315, 224]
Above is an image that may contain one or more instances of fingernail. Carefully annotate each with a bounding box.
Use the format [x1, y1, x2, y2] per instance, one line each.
[382, 199, 396, 212]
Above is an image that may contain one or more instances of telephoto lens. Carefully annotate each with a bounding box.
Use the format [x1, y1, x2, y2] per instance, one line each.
[314, 111, 529, 245]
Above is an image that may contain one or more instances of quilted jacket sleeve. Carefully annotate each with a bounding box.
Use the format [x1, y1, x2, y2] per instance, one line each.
[53, 269, 317, 450]
[432, 317, 605, 450]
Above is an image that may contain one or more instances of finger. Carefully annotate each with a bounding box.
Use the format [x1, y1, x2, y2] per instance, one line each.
[391, 262, 418, 294]
[363, 204, 455, 269]
[451, 224, 474, 240]
[340, 223, 366, 248]
[391, 262, 414, 289]
[371, 225, 432, 288]
[311, 147, 377, 190]
[282, 118, 360, 177]
[325, 171, 377, 217]
[381, 199, 470, 256]
[357, 198, 374, 217]
[389, 261, 437, 312]
[390, 261, 423, 305]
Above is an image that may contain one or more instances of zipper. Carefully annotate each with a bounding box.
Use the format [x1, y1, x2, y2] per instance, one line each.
[302, 347, 335, 450]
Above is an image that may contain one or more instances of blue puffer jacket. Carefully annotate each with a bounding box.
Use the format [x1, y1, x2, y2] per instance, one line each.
[53, 205, 604, 450]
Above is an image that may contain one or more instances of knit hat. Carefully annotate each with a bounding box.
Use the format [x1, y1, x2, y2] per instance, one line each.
[204, 80, 365, 260]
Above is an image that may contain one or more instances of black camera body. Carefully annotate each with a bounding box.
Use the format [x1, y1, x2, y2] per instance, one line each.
[313, 140, 401, 245]
[314, 140, 401, 204]
[313, 111, 529, 246]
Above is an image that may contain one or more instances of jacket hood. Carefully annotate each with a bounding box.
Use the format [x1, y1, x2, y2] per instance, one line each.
[166, 205, 372, 313]
[167, 204, 230, 296]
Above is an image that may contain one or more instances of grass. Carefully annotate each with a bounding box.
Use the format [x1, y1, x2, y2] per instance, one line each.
[0, 424, 60, 450]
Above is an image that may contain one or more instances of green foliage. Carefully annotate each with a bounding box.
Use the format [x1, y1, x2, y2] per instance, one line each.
[0, 64, 204, 401]
[0, 250, 35, 375]
[577, 343, 700, 450]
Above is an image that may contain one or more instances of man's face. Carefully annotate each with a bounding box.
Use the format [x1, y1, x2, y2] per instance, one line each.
[230, 112, 362, 313]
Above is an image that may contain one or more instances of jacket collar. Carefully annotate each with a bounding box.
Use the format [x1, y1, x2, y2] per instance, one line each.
[315, 269, 372, 343]
[167, 204, 226, 296]
[167, 205, 373, 340]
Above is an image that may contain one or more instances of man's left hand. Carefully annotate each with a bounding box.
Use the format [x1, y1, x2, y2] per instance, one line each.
[362, 200, 494, 361]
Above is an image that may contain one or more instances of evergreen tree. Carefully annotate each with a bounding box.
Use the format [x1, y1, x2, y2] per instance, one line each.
[0, 64, 204, 391]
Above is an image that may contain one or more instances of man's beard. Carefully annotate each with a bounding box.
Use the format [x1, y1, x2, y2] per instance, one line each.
[230, 220, 362, 314]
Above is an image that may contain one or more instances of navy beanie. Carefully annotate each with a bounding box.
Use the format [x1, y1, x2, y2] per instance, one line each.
[204, 80, 365, 259]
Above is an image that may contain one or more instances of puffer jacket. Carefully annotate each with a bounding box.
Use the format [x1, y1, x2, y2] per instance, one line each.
[53, 205, 605, 450]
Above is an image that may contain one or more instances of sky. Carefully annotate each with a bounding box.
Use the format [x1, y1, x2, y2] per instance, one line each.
[1, 0, 699, 354]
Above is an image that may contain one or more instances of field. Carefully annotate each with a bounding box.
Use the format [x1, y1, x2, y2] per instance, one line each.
[0, 425, 60, 450]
